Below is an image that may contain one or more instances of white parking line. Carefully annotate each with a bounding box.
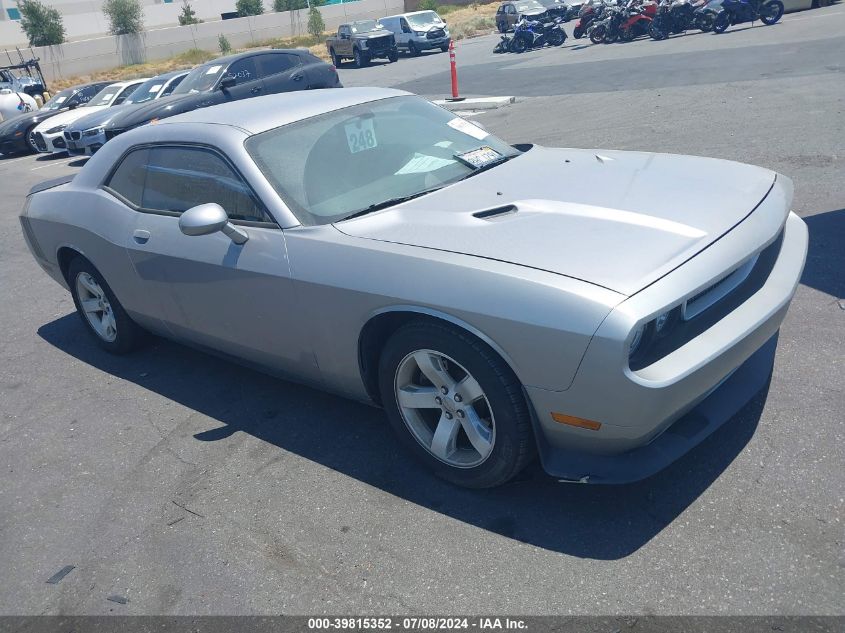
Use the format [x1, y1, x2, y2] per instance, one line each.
[30, 156, 76, 171]
[0, 154, 39, 165]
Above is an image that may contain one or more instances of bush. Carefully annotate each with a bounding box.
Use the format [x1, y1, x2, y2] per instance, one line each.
[235, 0, 264, 16]
[16, 0, 65, 46]
[306, 5, 324, 37]
[218, 33, 232, 53]
[102, 0, 143, 35]
[177, 0, 200, 25]
[418, 0, 439, 10]
[274, 0, 308, 9]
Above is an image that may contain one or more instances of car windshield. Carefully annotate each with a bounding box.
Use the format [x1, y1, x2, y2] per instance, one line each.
[246, 96, 521, 225]
[350, 20, 382, 32]
[516, 0, 545, 10]
[406, 11, 443, 27]
[85, 85, 122, 107]
[41, 88, 77, 111]
[172, 62, 228, 94]
[126, 76, 171, 104]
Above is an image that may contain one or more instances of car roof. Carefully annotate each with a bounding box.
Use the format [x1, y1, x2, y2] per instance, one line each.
[381, 10, 440, 18]
[151, 69, 189, 80]
[103, 78, 148, 89]
[160, 87, 411, 135]
[195, 49, 309, 67]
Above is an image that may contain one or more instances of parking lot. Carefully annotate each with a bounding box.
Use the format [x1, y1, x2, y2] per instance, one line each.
[0, 2, 843, 615]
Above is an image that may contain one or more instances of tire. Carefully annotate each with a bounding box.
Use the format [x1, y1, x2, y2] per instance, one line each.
[649, 21, 667, 39]
[440, 44, 449, 52]
[697, 11, 714, 31]
[497, 20, 507, 33]
[619, 26, 635, 41]
[67, 257, 144, 354]
[713, 11, 730, 32]
[353, 48, 369, 68]
[573, 25, 583, 38]
[548, 28, 566, 45]
[510, 34, 528, 52]
[329, 48, 341, 68]
[388, 50, 399, 62]
[589, 24, 606, 43]
[378, 320, 535, 488]
[759, 0, 784, 24]
[408, 41, 420, 56]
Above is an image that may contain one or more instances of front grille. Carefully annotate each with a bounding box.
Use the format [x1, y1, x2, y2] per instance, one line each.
[71, 131, 81, 140]
[427, 28, 446, 39]
[368, 35, 393, 50]
[33, 132, 47, 151]
[52, 136, 66, 149]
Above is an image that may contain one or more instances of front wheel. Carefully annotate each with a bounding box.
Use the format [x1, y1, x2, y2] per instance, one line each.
[589, 24, 606, 43]
[353, 48, 369, 67]
[379, 321, 535, 488]
[713, 11, 730, 32]
[649, 21, 668, 39]
[440, 44, 449, 52]
[509, 35, 528, 52]
[497, 20, 507, 33]
[68, 257, 144, 354]
[388, 50, 399, 62]
[759, 0, 784, 24]
[696, 11, 715, 31]
[573, 24, 584, 38]
[619, 26, 635, 41]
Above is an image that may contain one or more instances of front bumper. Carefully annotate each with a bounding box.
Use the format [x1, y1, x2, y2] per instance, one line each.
[33, 130, 67, 154]
[526, 207, 808, 484]
[65, 130, 105, 156]
[416, 36, 450, 50]
[0, 134, 31, 155]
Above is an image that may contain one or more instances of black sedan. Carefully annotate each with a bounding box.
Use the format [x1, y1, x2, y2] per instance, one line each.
[0, 81, 112, 155]
[102, 49, 341, 142]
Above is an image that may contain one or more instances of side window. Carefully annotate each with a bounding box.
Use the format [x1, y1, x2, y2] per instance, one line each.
[113, 83, 139, 106]
[105, 147, 150, 207]
[160, 74, 184, 97]
[497, 5, 504, 13]
[142, 146, 271, 223]
[224, 57, 257, 84]
[400, 18, 410, 32]
[258, 53, 298, 77]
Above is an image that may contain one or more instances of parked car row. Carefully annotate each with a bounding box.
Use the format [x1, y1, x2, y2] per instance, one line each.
[326, 10, 451, 68]
[0, 49, 341, 158]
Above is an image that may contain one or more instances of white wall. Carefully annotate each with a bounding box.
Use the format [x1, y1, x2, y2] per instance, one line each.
[1, 0, 403, 82]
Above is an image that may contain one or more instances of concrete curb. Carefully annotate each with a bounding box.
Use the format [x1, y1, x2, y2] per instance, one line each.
[432, 96, 516, 111]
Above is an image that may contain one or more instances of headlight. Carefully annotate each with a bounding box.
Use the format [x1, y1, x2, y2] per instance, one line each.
[46, 124, 66, 134]
[628, 306, 681, 363]
[83, 127, 104, 137]
[629, 323, 646, 356]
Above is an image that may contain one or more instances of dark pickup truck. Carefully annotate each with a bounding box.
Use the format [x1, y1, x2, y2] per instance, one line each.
[326, 20, 398, 68]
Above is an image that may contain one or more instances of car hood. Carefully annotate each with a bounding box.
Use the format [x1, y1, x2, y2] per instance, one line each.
[0, 107, 61, 135]
[522, 8, 548, 15]
[65, 105, 129, 132]
[33, 106, 107, 132]
[357, 30, 393, 38]
[335, 147, 777, 296]
[104, 93, 196, 130]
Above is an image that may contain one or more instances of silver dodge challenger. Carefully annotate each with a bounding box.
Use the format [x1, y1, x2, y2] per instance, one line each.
[20, 88, 808, 488]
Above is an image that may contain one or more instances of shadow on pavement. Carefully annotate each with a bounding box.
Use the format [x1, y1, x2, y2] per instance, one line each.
[801, 208, 845, 300]
[39, 311, 768, 559]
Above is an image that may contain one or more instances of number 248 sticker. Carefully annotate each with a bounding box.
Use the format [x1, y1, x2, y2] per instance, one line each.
[345, 117, 377, 154]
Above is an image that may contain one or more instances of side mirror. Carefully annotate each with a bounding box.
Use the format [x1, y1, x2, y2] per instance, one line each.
[179, 203, 249, 245]
[67, 102, 77, 110]
[219, 76, 236, 91]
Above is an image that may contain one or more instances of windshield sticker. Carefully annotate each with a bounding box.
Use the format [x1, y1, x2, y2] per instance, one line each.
[434, 140, 453, 148]
[345, 117, 377, 154]
[98, 93, 115, 102]
[55, 96, 66, 104]
[148, 84, 163, 92]
[205, 65, 222, 75]
[395, 153, 456, 175]
[447, 117, 488, 141]
[455, 146, 503, 170]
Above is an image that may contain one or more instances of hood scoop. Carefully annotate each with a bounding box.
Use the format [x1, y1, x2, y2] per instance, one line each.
[473, 205, 517, 220]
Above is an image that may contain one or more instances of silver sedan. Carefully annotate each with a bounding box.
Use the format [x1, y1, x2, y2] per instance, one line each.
[19, 88, 808, 488]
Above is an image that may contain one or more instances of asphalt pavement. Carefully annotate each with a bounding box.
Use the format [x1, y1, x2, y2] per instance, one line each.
[0, 3, 843, 615]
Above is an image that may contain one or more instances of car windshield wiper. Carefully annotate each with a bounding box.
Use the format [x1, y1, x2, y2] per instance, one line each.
[340, 186, 445, 222]
[454, 155, 515, 181]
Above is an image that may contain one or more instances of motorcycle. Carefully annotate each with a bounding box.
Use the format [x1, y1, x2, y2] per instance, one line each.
[705, 0, 784, 33]
[573, 0, 611, 38]
[588, 5, 622, 42]
[509, 15, 568, 52]
[649, 0, 712, 38]
[619, 0, 656, 41]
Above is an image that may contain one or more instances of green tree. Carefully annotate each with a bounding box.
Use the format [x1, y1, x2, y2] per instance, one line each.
[177, 0, 200, 25]
[218, 33, 232, 53]
[306, 4, 324, 37]
[235, 0, 264, 16]
[16, 0, 65, 46]
[102, 0, 144, 34]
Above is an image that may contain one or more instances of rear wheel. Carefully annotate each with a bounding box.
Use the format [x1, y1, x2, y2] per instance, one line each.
[619, 26, 635, 41]
[759, 0, 784, 24]
[697, 11, 715, 30]
[440, 44, 449, 52]
[388, 50, 399, 62]
[713, 11, 730, 32]
[330, 48, 341, 67]
[548, 28, 566, 45]
[408, 41, 420, 56]
[649, 21, 667, 39]
[589, 24, 606, 43]
[573, 25, 584, 38]
[379, 321, 535, 488]
[510, 34, 528, 52]
[68, 257, 144, 354]
[497, 20, 507, 32]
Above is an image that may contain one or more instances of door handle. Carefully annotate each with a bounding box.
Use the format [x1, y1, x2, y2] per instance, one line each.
[132, 229, 150, 244]
[292, 74, 304, 82]
[250, 86, 262, 94]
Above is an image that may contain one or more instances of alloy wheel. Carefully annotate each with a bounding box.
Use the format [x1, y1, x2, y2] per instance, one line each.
[76, 272, 117, 342]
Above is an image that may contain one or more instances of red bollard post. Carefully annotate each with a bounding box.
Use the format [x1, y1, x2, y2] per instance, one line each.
[447, 40, 464, 102]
